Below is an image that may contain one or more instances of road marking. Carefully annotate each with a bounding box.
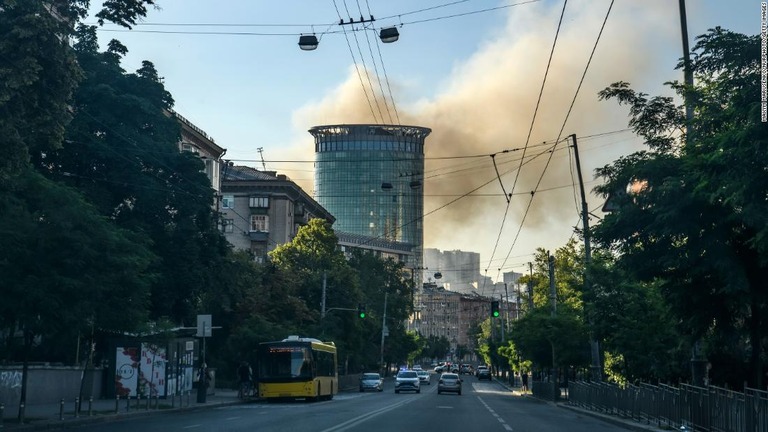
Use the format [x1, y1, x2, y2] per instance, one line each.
[225, 416, 241, 420]
[320, 397, 419, 432]
[477, 396, 513, 431]
[182, 425, 201, 429]
[436, 406, 454, 409]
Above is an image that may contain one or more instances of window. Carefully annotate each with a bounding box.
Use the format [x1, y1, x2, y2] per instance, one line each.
[181, 143, 199, 154]
[222, 195, 235, 209]
[222, 219, 234, 233]
[249, 196, 269, 208]
[250, 215, 269, 232]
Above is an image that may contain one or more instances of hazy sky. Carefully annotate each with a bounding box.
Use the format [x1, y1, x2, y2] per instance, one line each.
[92, 0, 758, 281]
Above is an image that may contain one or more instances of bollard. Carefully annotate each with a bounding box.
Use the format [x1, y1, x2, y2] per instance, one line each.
[59, 398, 64, 420]
[74, 397, 79, 418]
[88, 396, 93, 417]
[115, 395, 119, 413]
[19, 403, 24, 423]
[136, 394, 141, 411]
[171, 392, 175, 408]
[145, 394, 150, 411]
[126, 395, 130, 412]
[1, 402, 4, 429]
[154, 394, 159, 410]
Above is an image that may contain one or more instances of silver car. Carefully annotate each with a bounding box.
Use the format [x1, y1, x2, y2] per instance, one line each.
[359, 372, 384, 392]
[416, 370, 431, 385]
[395, 370, 421, 393]
[438, 373, 462, 395]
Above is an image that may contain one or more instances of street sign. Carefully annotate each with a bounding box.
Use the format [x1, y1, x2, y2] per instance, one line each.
[196, 314, 212, 337]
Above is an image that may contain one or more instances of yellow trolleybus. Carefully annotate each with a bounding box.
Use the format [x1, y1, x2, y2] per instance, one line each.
[257, 336, 338, 401]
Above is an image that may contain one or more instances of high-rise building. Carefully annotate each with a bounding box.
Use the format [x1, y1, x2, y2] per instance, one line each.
[310, 124, 431, 269]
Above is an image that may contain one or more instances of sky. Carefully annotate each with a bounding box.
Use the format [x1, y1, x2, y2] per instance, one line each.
[91, 0, 758, 282]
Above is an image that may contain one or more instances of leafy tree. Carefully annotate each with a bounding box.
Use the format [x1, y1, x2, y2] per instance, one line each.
[593, 28, 767, 388]
[0, 170, 154, 418]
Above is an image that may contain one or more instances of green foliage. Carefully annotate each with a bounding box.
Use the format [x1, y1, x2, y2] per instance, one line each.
[0, 169, 154, 361]
[593, 28, 767, 387]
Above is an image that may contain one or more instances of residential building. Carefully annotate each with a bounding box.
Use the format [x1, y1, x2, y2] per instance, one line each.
[221, 165, 334, 262]
[309, 124, 431, 270]
[170, 109, 226, 193]
[424, 248, 482, 294]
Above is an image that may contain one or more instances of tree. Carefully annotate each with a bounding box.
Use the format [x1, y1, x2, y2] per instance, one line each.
[593, 28, 767, 388]
[0, 170, 154, 418]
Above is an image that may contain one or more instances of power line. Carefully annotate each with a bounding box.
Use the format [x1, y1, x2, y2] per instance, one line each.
[93, 1, 542, 37]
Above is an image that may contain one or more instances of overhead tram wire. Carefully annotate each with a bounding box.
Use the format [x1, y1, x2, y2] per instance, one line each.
[355, 0, 396, 124]
[94, 0, 542, 38]
[340, 0, 387, 123]
[496, 0, 613, 283]
[332, 0, 381, 123]
[363, 0, 399, 124]
[552, 0, 615, 222]
[481, 0, 569, 293]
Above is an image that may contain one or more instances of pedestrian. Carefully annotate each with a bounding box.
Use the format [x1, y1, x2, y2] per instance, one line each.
[237, 361, 253, 398]
[521, 371, 529, 393]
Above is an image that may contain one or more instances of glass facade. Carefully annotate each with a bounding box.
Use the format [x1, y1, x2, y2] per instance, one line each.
[310, 124, 431, 268]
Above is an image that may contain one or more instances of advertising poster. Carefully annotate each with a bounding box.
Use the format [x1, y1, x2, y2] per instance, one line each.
[115, 347, 139, 397]
[140, 343, 167, 397]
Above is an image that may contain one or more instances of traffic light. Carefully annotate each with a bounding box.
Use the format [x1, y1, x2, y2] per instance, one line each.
[491, 301, 500, 318]
[358, 304, 366, 319]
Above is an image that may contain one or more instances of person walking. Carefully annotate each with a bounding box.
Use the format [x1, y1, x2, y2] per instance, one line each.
[521, 371, 529, 393]
[237, 361, 253, 399]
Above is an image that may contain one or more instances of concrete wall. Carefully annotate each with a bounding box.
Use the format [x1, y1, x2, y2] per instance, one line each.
[0, 366, 103, 413]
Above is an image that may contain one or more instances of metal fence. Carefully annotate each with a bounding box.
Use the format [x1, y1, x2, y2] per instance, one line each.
[568, 380, 768, 432]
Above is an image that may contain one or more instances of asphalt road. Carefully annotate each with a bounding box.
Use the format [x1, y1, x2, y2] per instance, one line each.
[70, 375, 632, 432]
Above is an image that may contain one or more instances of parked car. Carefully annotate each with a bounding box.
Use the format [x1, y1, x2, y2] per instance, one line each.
[416, 370, 431, 385]
[395, 370, 421, 393]
[477, 367, 492, 381]
[359, 372, 384, 392]
[438, 373, 462, 395]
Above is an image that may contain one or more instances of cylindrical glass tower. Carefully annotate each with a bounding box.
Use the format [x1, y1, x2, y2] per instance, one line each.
[310, 124, 431, 268]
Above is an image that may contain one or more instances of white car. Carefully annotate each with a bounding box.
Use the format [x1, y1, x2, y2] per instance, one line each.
[416, 370, 431, 385]
[395, 370, 421, 393]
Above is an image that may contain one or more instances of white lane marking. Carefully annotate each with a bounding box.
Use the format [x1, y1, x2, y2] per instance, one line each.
[477, 396, 513, 431]
[182, 425, 201, 429]
[436, 406, 454, 409]
[225, 416, 241, 420]
[320, 396, 420, 432]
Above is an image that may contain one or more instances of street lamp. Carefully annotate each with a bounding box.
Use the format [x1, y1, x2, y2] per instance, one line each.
[298, 34, 319, 51]
[379, 27, 400, 43]
[298, 23, 401, 50]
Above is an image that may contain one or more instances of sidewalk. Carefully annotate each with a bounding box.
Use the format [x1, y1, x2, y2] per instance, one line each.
[0, 388, 242, 431]
[491, 376, 664, 432]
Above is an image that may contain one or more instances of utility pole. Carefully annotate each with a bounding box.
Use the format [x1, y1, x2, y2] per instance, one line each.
[321, 270, 327, 319]
[678, 0, 706, 388]
[547, 252, 557, 317]
[527, 262, 534, 311]
[500, 294, 506, 343]
[379, 292, 388, 376]
[571, 133, 602, 381]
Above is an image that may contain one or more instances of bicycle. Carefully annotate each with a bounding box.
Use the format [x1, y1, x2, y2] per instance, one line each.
[238, 380, 253, 399]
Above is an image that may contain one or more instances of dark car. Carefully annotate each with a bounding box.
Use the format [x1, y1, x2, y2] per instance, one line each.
[395, 370, 421, 393]
[438, 373, 462, 395]
[359, 372, 384, 392]
[477, 367, 492, 381]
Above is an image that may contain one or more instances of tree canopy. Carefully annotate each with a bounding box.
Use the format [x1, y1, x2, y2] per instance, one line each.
[592, 27, 767, 388]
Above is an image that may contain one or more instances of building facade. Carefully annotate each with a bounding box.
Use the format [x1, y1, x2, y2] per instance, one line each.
[171, 109, 226, 193]
[309, 124, 431, 270]
[221, 166, 335, 262]
[424, 248, 482, 294]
